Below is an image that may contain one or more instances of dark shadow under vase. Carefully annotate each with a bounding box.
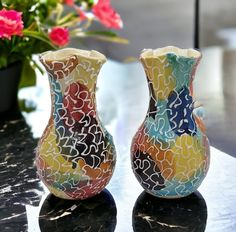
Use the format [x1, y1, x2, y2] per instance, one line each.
[132, 191, 207, 232]
[39, 189, 117, 232]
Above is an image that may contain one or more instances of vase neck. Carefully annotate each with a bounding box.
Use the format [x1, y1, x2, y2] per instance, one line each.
[141, 53, 200, 102]
[43, 54, 104, 90]
[42, 56, 106, 120]
[141, 54, 199, 119]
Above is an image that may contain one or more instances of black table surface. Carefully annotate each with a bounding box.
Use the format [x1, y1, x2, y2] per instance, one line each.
[1, 47, 236, 231]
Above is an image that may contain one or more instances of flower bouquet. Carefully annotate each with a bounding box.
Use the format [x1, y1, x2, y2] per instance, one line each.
[0, 0, 127, 88]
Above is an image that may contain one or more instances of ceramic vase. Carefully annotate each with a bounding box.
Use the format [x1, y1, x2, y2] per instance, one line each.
[131, 46, 210, 198]
[36, 48, 116, 200]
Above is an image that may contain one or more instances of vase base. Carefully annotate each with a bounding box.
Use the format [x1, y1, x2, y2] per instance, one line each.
[147, 194, 193, 199]
[144, 189, 195, 199]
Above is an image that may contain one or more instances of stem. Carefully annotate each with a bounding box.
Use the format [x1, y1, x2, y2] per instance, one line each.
[70, 28, 82, 36]
[60, 18, 81, 27]
[27, 22, 37, 31]
[74, 31, 129, 44]
[56, 3, 64, 24]
[58, 12, 75, 25]
[23, 30, 57, 49]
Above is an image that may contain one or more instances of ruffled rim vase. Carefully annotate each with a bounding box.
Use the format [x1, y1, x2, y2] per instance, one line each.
[131, 46, 210, 199]
[36, 48, 116, 200]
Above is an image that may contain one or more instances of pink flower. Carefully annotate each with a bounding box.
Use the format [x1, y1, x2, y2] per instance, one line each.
[49, 27, 70, 47]
[64, 0, 74, 6]
[92, 0, 123, 29]
[63, 0, 86, 20]
[0, 8, 24, 40]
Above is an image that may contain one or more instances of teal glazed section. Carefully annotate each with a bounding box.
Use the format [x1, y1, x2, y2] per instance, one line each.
[167, 53, 197, 91]
[131, 47, 210, 198]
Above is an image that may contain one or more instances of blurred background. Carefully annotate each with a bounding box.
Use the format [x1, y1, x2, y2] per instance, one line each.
[79, 0, 236, 60]
[1, 1, 236, 231]
[76, 0, 236, 157]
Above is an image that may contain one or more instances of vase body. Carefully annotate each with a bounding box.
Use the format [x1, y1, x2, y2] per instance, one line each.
[36, 48, 116, 200]
[131, 47, 210, 198]
[0, 61, 22, 113]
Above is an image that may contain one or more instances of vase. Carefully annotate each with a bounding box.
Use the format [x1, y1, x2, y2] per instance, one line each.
[0, 61, 22, 113]
[131, 46, 210, 198]
[36, 48, 116, 200]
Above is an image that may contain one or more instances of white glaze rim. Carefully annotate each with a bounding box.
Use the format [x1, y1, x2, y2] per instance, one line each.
[140, 46, 201, 59]
[40, 48, 106, 62]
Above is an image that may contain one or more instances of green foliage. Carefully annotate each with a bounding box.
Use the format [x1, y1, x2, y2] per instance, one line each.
[19, 59, 36, 89]
[83, 31, 129, 44]
[0, 0, 58, 70]
[0, 0, 127, 89]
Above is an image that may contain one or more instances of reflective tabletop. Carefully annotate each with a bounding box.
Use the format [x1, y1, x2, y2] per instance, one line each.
[1, 47, 236, 231]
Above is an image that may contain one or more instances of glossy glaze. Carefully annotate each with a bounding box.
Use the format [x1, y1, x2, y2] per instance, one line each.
[1, 48, 236, 231]
[36, 48, 116, 200]
[131, 47, 210, 198]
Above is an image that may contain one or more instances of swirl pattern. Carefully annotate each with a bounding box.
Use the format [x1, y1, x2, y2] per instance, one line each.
[131, 47, 210, 198]
[36, 49, 116, 200]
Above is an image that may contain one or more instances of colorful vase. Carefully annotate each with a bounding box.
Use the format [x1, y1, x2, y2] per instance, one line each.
[131, 46, 210, 198]
[36, 48, 116, 200]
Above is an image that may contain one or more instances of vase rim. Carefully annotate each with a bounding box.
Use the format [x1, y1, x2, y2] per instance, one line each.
[140, 46, 201, 59]
[40, 48, 106, 62]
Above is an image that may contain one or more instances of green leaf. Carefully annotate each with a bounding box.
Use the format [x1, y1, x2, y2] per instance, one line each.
[0, 44, 8, 69]
[86, 31, 117, 37]
[0, 56, 8, 69]
[19, 59, 36, 89]
[23, 30, 57, 49]
[77, 31, 129, 44]
[58, 12, 76, 25]
[46, 0, 58, 7]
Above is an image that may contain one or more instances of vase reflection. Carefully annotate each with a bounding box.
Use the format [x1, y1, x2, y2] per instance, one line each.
[39, 189, 117, 232]
[132, 191, 207, 232]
